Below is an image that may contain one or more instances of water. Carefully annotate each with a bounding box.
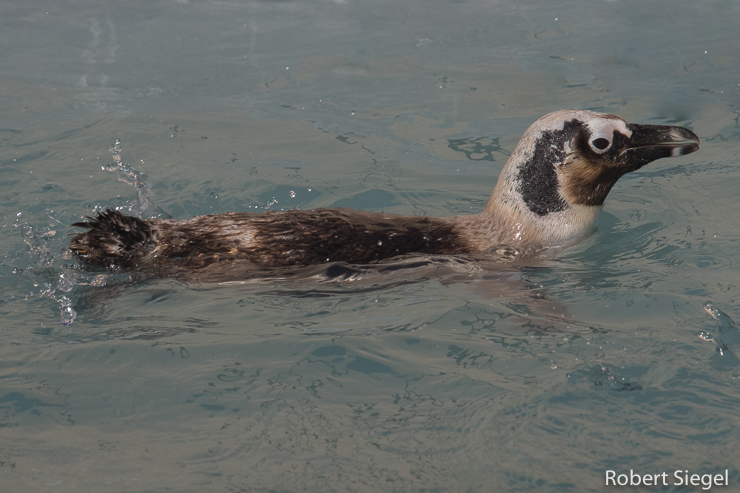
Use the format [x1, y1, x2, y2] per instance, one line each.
[2, 0, 739, 491]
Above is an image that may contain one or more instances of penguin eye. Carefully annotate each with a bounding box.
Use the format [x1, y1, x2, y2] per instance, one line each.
[590, 137, 612, 152]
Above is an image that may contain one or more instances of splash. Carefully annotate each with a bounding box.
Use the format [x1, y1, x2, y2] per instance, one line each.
[17, 137, 163, 327]
[19, 222, 80, 325]
[19, 139, 164, 327]
[102, 139, 161, 218]
[701, 301, 740, 365]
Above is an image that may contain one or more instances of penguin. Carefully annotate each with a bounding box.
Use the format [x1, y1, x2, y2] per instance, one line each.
[69, 110, 699, 277]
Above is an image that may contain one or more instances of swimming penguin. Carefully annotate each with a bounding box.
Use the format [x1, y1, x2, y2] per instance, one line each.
[69, 110, 699, 276]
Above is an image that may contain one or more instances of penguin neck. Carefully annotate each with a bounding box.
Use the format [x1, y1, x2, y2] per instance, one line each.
[473, 177, 603, 250]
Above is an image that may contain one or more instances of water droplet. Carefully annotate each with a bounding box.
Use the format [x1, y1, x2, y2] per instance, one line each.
[61, 305, 77, 325]
[57, 273, 76, 292]
[58, 296, 77, 325]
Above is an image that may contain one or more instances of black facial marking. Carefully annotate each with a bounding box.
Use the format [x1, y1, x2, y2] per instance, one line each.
[517, 119, 583, 216]
[575, 126, 631, 163]
[559, 125, 635, 207]
[592, 138, 610, 150]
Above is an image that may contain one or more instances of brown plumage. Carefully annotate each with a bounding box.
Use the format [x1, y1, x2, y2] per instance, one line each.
[70, 208, 469, 271]
[69, 110, 700, 280]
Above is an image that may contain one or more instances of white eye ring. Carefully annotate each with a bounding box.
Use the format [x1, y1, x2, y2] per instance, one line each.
[589, 133, 612, 153]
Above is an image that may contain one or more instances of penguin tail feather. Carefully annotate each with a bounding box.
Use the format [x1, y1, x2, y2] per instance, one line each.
[69, 209, 156, 268]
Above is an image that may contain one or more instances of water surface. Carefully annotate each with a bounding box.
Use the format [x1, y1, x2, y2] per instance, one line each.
[2, 0, 739, 491]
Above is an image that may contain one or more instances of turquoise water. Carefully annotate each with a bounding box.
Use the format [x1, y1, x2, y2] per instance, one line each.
[2, 0, 740, 491]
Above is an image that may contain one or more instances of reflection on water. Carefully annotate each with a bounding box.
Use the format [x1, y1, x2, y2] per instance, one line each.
[1, 0, 740, 490]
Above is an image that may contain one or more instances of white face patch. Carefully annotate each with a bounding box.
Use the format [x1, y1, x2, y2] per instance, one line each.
[525, 110, 632, 156]
[584, 117, 631, 154]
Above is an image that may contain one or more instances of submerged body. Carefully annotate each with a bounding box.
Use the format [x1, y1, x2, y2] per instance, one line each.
[69, 110, 700, 276]
[73, 208, 475, 271]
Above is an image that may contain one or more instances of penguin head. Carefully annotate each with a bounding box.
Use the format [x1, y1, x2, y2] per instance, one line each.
[486, 110, 700, 247]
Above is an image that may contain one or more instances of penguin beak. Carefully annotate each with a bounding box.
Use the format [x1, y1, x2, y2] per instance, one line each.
[622, 123, 700, 166]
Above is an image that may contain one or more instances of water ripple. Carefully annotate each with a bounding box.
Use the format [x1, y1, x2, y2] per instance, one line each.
[664, 251, 734, 270]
